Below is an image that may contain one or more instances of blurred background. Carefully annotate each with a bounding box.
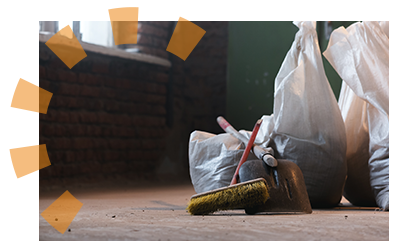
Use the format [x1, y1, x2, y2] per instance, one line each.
[39, 21, 355, 189]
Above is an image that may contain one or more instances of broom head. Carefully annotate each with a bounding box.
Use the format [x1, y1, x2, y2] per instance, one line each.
[187, 178, 269, 215]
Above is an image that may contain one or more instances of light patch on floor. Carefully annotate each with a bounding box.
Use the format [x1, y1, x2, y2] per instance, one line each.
[39, 183, 389, 241]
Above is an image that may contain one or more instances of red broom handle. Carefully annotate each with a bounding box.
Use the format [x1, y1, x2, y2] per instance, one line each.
[230, 119, 262, 185]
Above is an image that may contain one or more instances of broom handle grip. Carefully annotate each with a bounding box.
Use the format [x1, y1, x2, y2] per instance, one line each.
[230, 119, 262, 185]
[217, 116, 249, 143]
[217, 116, 277, 167]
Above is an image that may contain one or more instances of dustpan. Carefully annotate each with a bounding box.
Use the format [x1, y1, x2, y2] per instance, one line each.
[239, 159, 312, 214]
[217, 116, 312, 214]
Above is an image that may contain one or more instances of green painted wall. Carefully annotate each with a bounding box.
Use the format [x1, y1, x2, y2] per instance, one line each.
[227, 21, 356, 130]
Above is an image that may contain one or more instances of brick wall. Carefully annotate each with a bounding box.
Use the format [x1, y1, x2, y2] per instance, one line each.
[39, 21, 228, 187]
[121, 21, 171, 59]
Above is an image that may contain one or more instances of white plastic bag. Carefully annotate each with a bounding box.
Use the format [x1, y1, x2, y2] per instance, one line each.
[324, 21, 389, 210]
[189, 131, 258, 193]
[189, 21, 347, 208]
[338, 82, 375, 206]
[262, 21, 347, 207]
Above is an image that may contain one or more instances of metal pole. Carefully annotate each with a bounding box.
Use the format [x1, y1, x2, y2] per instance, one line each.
[73, 21, 81, 40]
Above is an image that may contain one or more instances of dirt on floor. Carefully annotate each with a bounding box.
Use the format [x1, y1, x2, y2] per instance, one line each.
[39, 181, 389, 241]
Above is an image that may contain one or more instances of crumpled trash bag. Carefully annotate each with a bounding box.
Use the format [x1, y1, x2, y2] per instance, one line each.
[189, 21, 347, 207]
[323, 21, 389, 210]
[189, 131, 258, 194]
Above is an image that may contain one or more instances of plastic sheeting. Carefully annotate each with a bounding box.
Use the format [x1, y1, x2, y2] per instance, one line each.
[323, 21, 389, 210]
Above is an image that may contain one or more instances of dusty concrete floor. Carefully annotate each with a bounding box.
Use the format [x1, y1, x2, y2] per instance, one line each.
[39, 181, 389, 241]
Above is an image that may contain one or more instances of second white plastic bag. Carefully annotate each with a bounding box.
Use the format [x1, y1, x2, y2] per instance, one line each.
[338, 82, 375, 206]
[324, 21, 389, 210]
[262, 21, 347, 207]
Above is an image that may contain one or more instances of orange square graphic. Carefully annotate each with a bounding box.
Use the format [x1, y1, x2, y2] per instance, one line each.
[45, 25, 87, 69]
[39, 144, 51, 170]
[108, 7, 139, 21]
[41, 191, 83, 234]
[39, 88, 52, 114]
[109, 7, 139, 45]
[111, 21, 138, 45]
[11, 79, 52, 114]
[178, 16, 190, 22]
[166, 17, 206, 61]
[10, 144, 51, 178]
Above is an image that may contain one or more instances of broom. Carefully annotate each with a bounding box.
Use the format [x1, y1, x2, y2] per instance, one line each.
[187, 119, 269, 215]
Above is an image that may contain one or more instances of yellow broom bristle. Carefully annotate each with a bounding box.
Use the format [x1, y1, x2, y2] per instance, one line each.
[187, 180, 269, 215]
